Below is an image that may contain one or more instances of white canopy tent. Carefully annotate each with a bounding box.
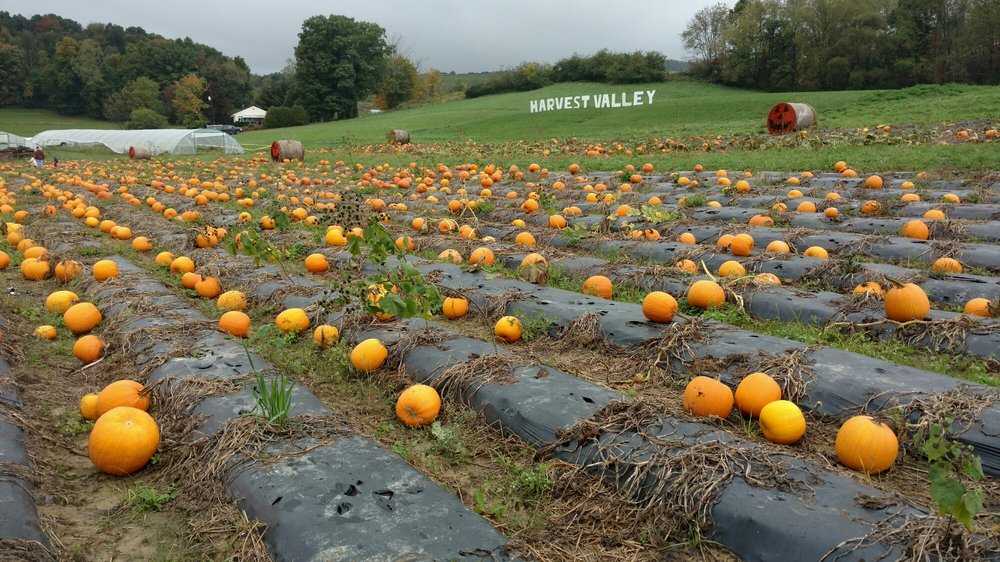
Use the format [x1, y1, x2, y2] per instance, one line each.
[232, 106, 266, 124]
[28, 128, 245, 155]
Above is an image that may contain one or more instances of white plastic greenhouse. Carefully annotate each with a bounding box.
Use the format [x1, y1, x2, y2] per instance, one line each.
[1, 131, 30, 149]
[28, 128, 245, 156]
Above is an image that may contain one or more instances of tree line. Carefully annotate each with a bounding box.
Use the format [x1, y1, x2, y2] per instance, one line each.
[0, 12, 252, 128]
[683, 0, 999, 91]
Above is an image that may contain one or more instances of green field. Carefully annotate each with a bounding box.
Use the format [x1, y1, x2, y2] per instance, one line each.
[239, 80, 1000, 146]
[0, 108, 119, 137]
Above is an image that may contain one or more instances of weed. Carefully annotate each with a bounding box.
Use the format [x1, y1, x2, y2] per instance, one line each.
[429, 421, 468, 461]
[125, 485, 178, 513]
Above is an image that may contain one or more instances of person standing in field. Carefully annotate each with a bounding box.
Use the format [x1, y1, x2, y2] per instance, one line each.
[32, 146, 45, 167]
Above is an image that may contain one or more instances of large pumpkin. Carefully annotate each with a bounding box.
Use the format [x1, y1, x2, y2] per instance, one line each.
[64, 302, 102, 334]
[884, 283, 930, 321]
[73, 335, 105, 364]
[686, 280, 725, 309]
[682, 376, 733, 418]
[835, 416, 898, 474]
[642, 292, 678, 323]
[734, 372, 781, 417]
[494, 316, 523, 343]
[581, 275, 613, 299]
[218, 311, 251, 337]
[96, 379, 150, 418]
[275, 308, 310, 333]
[45, 290, 79, 314]
[395, 384, 442, 427]
[759, 400, 806, 444]
[350, 338, 388, 372]
[88, 406, 160, 476]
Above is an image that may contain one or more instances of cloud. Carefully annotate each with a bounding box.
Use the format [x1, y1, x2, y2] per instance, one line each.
[12, 0, 723, 74]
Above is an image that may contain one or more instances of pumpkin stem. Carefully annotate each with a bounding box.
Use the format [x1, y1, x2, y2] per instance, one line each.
[883, 275, 905, 288]
[699, 260, 718, 282]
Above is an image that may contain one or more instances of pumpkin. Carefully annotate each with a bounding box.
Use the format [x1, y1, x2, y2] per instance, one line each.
[758, 400, 806, 444]
[548, 215, 567, 229]
[642, 292, 678, 323]
[34, 325, 57, 340]
[79, 393, 99, 420]
[218, 311, 251, 337]
[350, 338, 388, 372]
[96, 379, 150, 418]
[963, 298, 992, 318]
[884, 283, 930, 321]
[20, 257, 50, 281]
[304, 253, 329, 273]
[494, 316, 523, 343]
[88, 406, 160, 476]
[923, 209, 946, 221]
[154, 251, 174, 267]
[514, 231, 536, 247]
[718, 260, 746, 277]
[730, 234, 754, 256]
[216, 290, 247, 311]
[180, 272, 202, 289]
[835, 416, 898, 474]
[194, 276, 222, 298]
[0, 251, 9, 269]
[853, 282, 884, 298]
[438, 249, 463, 264]
[735, 372, 781, 417]
[682, 376, 733, 418]
[796, 201, 816, 213]
[312, 324, 340, 347]
[687, 280, 725, 309]
[275, 308, 310, 333]
[131, 236, 153, 252]
[581, 275, 613, 299]
[677, 232, 697, 244]
[46, 290, 79, 313]
[803, 246, 829, 260]
[64, 302, 102, 334]
[716, 234, 735, 250]
[676, 259, 698, 274]
[169, 256, 195, 274]
[469, 247, 495, 266]
[864, 175, 883, 189]
[395, 236, 416, 251]
[442, 297, 469, 319]
[396, 384, 442, 427]
[748, 214, 774, 227]
[753, 272, 781, 286]
[900, 220, 929, 240]
[765, 240, 790, 254]
[73, 334, 105, 364]
[931, 257, 962, 273]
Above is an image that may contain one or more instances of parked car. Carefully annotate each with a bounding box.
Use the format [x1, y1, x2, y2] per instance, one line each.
[206, 124, 242, 135]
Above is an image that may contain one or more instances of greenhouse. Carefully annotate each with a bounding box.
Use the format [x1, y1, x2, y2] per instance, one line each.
[28, 128, 245, 156]
[0, 131, 30, 149]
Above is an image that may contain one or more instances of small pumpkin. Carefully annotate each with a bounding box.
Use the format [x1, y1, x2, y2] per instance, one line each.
[88, 406, 160, 476]
[350, 338, 388, 372]
[73, 334, 105, 364]
[79, 393, 99, 420]
[218, 311, 251, 337]
[682, 376, 733, 418]
[835, 416, 898, 474]
[46, 290, 79, 314]
[395, 384, 442, 427]
[900, 219, 929, 240]
[304, 253, 329, 273]
[216, 290, 247, 311]
[718, 260, 746, 277]
[759, 400, 806, 444]
[34, 325, 57, 340]
[963, 298, 992, 318]
[312, 324, 340, 347]
[931, 257, 962, 273]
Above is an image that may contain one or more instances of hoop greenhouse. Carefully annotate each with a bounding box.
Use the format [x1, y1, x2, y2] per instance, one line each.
[28, 128, 244, 156]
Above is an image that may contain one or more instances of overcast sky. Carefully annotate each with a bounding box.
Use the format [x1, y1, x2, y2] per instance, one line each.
[8, 0, 724, 74]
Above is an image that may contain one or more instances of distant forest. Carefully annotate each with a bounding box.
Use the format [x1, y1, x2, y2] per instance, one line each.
[683, 0, 999, 91]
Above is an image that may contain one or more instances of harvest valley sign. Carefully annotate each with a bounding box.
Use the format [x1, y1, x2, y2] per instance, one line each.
[529, 90, 656, 114]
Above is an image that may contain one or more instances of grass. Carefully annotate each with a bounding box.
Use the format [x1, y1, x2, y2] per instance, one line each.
[238, 80, 999, 146]
[125, 485, 179, 513]
[0, 108, 118, 137]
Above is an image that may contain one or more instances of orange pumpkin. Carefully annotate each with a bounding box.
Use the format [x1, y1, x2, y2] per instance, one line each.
[581, 275, 613, 299]
[686, 280, 725, 309]
[64, 302, 102, 335]
[682, 376, 734, 418]
[218, 311, 251, 337]
[835, 416, 898, 474]
[88, 406, 160, 476]
[304, 253, 329, 273]
[350, 338, 388, 372]
[734, 372, 782, 417]
[494, 316, 523, 343]
[963, 298, 992, 318]
[442, 297, 469, 319]
[96, 379, 150, 418]
[642, 292, 678, 323]
[931, 257, 962, 273]
[900, 220, 929, 240]
[73, 334, 105, 364]
[884, 283, 930, 321]
[395, 384, 442, 427]
[759, 400, 806, 444]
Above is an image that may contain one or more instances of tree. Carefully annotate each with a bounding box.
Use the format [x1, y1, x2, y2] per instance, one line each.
[125, 107, 168, 129]
[263, 105, 308, 128]
[0, 41, 26, 105]
[104, 76, 163, 122]
[376, 54, 418, 109]
[169, 73, 207, 127]
[420, 69, 442, 100]
[293, 15, 391, 121]
[682, 3, 731, 79]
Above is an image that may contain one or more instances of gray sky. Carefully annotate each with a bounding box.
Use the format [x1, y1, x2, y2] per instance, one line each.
[8, 0, 723, 74]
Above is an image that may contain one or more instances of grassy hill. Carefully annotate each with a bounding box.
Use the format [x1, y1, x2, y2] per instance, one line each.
[239, 80, 999, 147]
[0, 108, 119, 137]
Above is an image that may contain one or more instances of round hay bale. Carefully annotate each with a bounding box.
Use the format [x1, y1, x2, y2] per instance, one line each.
[766, 102, 817, 135]
[386, 129, 411, 145]
[128, 146, 152, 160]
[271, 140, 305, 162]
